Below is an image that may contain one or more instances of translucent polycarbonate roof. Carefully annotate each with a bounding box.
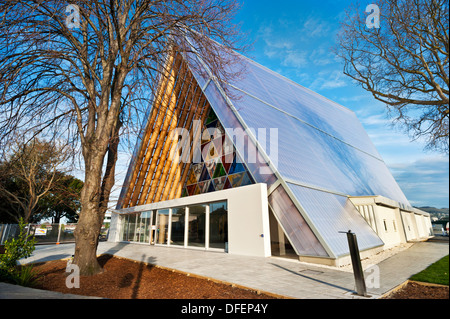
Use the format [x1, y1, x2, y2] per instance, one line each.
[188, 50, 410, 206]
[286, 183, 384, 257]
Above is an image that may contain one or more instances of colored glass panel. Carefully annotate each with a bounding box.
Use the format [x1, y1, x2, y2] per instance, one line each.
[201, 129, 211, 144]
[223, 178, 232, 190]
[205, 159, 217, 177]
[187, 184, 197, 196]
[198, 181, 210, 193]
[212, 176, 227, 190]
[212, 161, 226, 178]
[201, 142, 211, 160]
[228, 153, 246, 175]
[187, 170, 197, 186]
[228, 172, 245, 188]
[222, 153, 233, 173]
[207, 182, 215, 193]
[213, 137, 223, 157]
[199, 165, 211, 182]
[205, 108, 218, 124]
[192, 163, 203, 181]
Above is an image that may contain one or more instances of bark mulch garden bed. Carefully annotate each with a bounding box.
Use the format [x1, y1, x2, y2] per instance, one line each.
[383, 281, 449, 299]
[29, 254, 282, 299]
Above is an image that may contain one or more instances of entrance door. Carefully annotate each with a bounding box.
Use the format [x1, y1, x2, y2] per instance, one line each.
[187, 205, 206, 248]
[137, 211, 152, 243]
[155, 209, 170, 245]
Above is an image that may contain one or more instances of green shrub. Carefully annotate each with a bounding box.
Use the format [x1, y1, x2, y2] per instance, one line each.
[0, 218, 38, 286]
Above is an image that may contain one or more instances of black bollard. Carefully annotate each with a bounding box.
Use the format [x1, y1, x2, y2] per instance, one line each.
[340, 230, 368, 297]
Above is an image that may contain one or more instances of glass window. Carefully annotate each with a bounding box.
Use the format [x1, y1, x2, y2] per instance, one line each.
[138, 211, 152, 243]
[128, 214, 137, 242]
[121, 214, 129, 241]
[209, 201, 228, 250]
[156, 209, 170, 244]
[171, 207, 186, 246]
[188, 205, 206, 247]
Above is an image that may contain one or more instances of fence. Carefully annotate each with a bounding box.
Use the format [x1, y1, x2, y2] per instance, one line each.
[0, 223, 110, 245]
[1, 223, 76, 245]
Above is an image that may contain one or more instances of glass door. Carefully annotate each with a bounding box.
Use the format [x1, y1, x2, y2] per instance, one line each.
[171, 207, 186, 246]
[137, 211, 152, 243]
[187, 205, 206, 248]
[209, 201, 228, 250]
[155, 209, 170, 245]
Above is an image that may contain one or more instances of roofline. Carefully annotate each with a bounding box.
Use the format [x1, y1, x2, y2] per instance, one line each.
[349, 195, 430, 216]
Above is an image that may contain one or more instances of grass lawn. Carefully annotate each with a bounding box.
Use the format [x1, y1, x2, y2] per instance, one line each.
[410, 255, 449, 286]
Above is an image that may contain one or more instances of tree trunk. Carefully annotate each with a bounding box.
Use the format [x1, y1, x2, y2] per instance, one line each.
[73, 117, 122, 276]
[73, 151, 106, 276]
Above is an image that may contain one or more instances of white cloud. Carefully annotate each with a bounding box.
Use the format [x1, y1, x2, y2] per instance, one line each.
[281, 50, 308, 68]
[302, 17, 332, 38]
[309, 70, 347, 90]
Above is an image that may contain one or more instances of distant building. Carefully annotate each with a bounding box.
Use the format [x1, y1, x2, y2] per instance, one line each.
[108, 43, 432, 266]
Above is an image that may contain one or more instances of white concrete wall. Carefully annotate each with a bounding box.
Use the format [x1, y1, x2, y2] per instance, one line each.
[109, 183, 271, 258]
[373, 205, 403, 248]
[349, 196, 434, 249]
[401, 211, 417, 241]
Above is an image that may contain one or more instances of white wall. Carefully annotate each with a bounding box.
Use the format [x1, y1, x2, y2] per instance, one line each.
[109, 183, 271, 258]
[373, 205, 403, 248]
[349, 196, 433, 249]
[401, 211, 417, 241]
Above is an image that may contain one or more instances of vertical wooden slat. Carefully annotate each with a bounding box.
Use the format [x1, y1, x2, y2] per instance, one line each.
[153, 67, 192, 203]
[121, 53, 177, 208]
[160, 72, 201, 202]
[146, 63, 188, 204]
[130, 54, 183, 206]
[139, 54, 184, 205]
[145, 67, 202, 204]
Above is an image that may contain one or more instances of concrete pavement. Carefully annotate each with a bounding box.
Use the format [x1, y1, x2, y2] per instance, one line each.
[1, 238, 448, 299]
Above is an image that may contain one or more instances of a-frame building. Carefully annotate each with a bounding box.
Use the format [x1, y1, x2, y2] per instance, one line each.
[110, 46, 432, 266]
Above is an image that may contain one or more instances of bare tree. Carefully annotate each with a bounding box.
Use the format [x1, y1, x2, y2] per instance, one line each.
[335, 0, 449, 153]
[0, 137, 71, 223]
[0, 0, 245, 275]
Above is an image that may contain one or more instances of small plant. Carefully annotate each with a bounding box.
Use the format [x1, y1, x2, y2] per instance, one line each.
[0, 218, 38, 286]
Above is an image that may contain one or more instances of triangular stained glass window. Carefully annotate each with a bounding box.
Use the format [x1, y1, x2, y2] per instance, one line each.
[187, 184, 197, 196]
[198, 180, 210, 193]
[199, 165, 211, 182]
[212, 176, 227, 190]
[223, 178, 232, 190]
[228, 172, 246, 188]
[222, 154, 233, 174]
[187, 170, 197, 186]
[228, 153, 246, 175]
[205, 159, 218, 178]
[205, 108, 218, 124]
[212, 161, 226, 178]
[207, 182, 215, 193]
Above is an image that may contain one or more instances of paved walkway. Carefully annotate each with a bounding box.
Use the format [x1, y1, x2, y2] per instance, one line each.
[1, 238, 448, 299]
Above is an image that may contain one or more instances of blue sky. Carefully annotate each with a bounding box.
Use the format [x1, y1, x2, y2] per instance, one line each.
[227, 0, 449, 208]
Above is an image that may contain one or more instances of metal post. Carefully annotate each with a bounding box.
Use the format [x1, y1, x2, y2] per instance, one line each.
[340, 230, 368, 297]
[56, 223, 62, 245]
